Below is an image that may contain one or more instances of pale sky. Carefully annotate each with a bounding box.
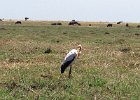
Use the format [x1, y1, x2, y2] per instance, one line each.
[0, 0, 140, 22]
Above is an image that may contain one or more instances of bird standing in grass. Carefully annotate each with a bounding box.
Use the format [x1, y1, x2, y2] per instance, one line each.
[60, 44, 82, 78]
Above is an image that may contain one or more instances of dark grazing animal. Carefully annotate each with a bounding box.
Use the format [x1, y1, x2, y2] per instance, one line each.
[51, 23, 57, 25]
[89, 24, 92, 26]
[0, 18, 4, 21]
[107, 24, 112, 27]
[126, 23, 129, 27]
[25, 17, 29, 21]
[51, 22, 62, 25]
[56, 22, 62, 25]
[68, 20, 81, 26]
[117, 21, 123, 24]
[15, 21, 22, 24]
[137, 25, 140, 28]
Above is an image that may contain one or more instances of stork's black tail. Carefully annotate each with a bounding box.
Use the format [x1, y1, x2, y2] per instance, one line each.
[61, 60, 74, 73]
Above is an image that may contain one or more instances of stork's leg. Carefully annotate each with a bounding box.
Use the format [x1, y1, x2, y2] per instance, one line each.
[68, 65, 72, 78]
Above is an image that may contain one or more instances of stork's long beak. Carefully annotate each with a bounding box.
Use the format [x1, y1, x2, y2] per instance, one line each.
[77, 44, 82, 58]
[77, 44, 82, 51]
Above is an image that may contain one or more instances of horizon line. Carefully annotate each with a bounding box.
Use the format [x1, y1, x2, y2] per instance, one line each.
[2, 19, 140, 23]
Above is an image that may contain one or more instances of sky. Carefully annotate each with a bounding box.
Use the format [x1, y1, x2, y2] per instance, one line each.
[0, 0, 140, 22]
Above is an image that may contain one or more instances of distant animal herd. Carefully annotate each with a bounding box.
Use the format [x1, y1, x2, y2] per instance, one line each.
[0, 18, 140, 28]
[107, 21, 128, 27]
[105, 21, 140, 28]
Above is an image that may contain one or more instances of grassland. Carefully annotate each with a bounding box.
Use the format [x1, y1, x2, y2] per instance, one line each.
[0, 21, 140, 100]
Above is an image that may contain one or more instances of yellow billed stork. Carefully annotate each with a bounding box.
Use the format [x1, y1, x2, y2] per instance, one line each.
[61, 44, 82, 78]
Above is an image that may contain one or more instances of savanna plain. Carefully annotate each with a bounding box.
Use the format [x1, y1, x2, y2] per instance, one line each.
[0, 21, 140, 100]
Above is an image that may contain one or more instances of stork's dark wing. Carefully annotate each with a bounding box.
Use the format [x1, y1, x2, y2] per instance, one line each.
[61, 53, 76, 73]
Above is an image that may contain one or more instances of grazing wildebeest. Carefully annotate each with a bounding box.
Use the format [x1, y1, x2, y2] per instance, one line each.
[89, 24, 92, 26]
[51, 22, 62, 25]
[51, 23, 57, 25]
[57, 22, 62, 25]
[107, 24, 112, 27]
[0, 18, 4, 21]
[137, 25, 140, 28]
[126, 23, 129, 27]
[117, 21, 123, 24]
[68, 20, 81, 26]
[15, 21, 22, 24]
[78, 23, 81, 26]
[25, 17, 29, 21]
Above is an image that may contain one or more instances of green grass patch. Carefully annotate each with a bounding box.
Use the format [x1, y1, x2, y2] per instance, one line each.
[0, 21, 140, 99]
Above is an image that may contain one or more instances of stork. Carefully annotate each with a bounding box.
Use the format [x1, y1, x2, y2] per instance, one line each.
[60, 44, 82, 78]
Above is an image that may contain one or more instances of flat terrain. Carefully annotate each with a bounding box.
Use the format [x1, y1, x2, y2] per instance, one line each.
[0, 21, 140, 99]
